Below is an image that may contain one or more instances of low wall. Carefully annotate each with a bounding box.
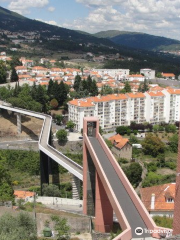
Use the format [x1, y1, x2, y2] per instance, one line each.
[31, 196, 83, 206]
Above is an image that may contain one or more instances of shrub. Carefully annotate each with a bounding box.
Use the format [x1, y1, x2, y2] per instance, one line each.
[153, 216, 173, 228]
[50, 98, 58, 109]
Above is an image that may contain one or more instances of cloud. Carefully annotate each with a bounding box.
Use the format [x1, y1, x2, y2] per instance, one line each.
[36, 19, 58, 26]
[8, 0, 49, 14]
[48, 6, 55, 12]
[71, 0, 180, 40]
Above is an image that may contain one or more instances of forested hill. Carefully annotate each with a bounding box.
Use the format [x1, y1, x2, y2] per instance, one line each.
[0, 6, 114, 48]
[93, 30, 180, 52]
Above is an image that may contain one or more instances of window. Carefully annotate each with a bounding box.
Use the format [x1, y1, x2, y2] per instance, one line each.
[166, 198, 174, 203]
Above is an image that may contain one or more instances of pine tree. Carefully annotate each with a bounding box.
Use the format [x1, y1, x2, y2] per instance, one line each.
[86, 75, 93, 93]
[47, 79, 54, 98]
[0, 61, 6, 84]
[11, 67, 19, 82]
[73, 75, 81, 92]
[90, 79, 98, 96]
[124, 81, 132, 93]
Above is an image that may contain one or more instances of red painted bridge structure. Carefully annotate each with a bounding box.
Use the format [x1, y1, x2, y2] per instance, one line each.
[82, 117, 171, 239]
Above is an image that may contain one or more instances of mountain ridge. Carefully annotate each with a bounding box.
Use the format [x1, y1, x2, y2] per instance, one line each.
[93, 30, 180, 51]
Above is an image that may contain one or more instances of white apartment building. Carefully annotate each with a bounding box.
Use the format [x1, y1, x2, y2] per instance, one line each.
[140, 69, 156, 79]
[68, 89, 180, 132]
[92, 69, 130, 80]
[162, 89, 180, 123]
[126, 93, 146, 125]
[144, 91, 165, 124]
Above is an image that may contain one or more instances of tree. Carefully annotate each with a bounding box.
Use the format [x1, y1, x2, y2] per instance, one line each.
[123, 81, 131, 93]
[86, 75, 93, 93]
[129, 134, 139, 144]
[0, 212, 37, 240]
[0, 61, 7, 84]
[0, 153, 14, 202]
[142, 133, 165, 157]
[123, 162, 142, 187]
[153, 124, 159, 133]
[33, 85, 49, 113]
[105, 139, 113, 149]
[9, 56, 22, 69]
[42, 184, 60, 197]
[90, 79, 98, 96]
[138, 79, 149, 92]
[50, 98, 58, 109]
[10, 67, 19, 82]
[55, 114, 63, 125]
[56, 129, 68, 143]
[58, 81, 68, 106]
[165, 124, 177, 133]
[116, 126, 129, 135]
[47, 79, 54, 98]
[66, 120, 75, 131]
[51, 215, 70, 240]
[73, 75, 81, 92]
[169, 134, 178, 153]
[100, 85, 113, 95]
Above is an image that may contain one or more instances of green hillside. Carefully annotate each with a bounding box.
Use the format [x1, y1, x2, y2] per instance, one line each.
[0, 6, 115, 49]
[94, 30, 180, 51]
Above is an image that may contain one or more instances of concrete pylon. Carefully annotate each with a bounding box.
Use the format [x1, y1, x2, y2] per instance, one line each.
[173, 122, 180, 235]
[17, 113, 21, 134]
[72, 175, 80, 200]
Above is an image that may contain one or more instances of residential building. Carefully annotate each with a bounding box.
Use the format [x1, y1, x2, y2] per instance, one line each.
[128, 74, 145, 82]
[108, 134, 132, 160]
[162, 73, 175, 80]
[162, 88, 180, 123]
[92, 69, 130, 80]
[14, 190, 36, 202]
[140, 68, 155, 79]
[126, 93, 146, 125]
[68, 89, 180, 132]
[144, 91, 165, 124]
[140, 183, 175, 217]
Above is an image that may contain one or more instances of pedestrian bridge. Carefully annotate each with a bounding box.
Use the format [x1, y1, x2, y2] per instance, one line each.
[0, 103, 83, 192]
[0, 103, 172, 239]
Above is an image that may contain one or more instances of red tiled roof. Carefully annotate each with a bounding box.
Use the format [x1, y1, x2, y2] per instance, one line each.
[14, 190, 35, 199]
[162, 73, 175, 77]
[140, 183, 175, 211]
[109, 134, 129, 149]
[126, 92, 145, 98]
[167, 89, 180, 95]
[148, 91, 164, 97]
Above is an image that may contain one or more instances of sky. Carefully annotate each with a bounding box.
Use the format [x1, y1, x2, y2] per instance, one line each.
[0, 0, 180, 41]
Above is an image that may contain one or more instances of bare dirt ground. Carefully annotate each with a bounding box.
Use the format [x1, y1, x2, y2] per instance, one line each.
[0, 111, 43, 140]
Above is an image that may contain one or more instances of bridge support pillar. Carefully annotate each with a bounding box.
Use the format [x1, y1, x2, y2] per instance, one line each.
[40, 151, 49, 195]
[173, 121, 180, 235]
[17, 113, 21, 134]
[72, 175, 80, 200]
[95, 172, 113, 233]
[83, 147, 96, 216]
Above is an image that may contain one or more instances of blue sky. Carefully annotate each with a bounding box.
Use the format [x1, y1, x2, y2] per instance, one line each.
[0, 0, 180, 40]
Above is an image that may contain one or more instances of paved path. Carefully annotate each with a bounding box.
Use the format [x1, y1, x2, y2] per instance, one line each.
[89, 137, 150, 239]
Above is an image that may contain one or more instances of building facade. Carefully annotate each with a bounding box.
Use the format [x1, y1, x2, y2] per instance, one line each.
[68, 89, 180, 132]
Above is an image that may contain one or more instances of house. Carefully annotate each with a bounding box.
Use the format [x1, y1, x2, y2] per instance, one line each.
[140, 183, 175, 218]
[14, 190, 36, 202]
[140, 68, 155, 79]
[32, 66, 48, 75]
[162, 73, 175, 80]
[128, 74, 145, 82]
[18, 74, 31, 81]
[15, 66, 28, 74]
[108, 134, 132, 160]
